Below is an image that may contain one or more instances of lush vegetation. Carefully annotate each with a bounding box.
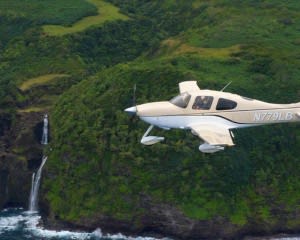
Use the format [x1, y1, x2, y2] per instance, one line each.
[43, 0, 300, 229]
[45, 58, 300, 225]
[0, 0, 300, 236]
[43, 0, 129, 36]
[0, 0, 97, 26]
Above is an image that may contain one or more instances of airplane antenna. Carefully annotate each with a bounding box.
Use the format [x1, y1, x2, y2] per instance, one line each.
[220, 81, 232, 92]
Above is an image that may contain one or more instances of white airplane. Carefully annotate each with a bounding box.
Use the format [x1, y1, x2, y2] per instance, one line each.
[125, 81, 300, 153]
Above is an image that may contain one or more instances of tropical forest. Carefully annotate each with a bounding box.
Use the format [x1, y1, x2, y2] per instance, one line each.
[0, 0, 299, 239]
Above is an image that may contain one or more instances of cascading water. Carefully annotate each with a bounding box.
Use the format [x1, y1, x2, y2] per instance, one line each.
[28, 114, 49, 212]
[41, 114, 48, 145]
[28, 156, 47, 212]
[29, 173, 35, 208]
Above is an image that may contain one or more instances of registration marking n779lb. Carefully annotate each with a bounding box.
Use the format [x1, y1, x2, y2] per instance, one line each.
[254, 112, 293, 122]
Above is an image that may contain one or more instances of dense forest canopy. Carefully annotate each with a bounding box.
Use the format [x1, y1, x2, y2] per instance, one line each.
[0, 0, 299, 237]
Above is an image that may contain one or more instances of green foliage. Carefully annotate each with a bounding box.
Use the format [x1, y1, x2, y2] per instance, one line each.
[43, 0, 129, 36]
[0, 0, 97, 26]
[72, 19, 162, 68]
[46, 55, 300, 224]
[0, 14, 160, 110]
[0, 0, 300, 232]
[41, 0, 300, 228]
[0, 15, 32, 46]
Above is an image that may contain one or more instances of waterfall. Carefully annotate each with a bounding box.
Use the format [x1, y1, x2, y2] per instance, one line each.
[28, 156, 47, 212]
[41, 114, 48, 145]
[28, 114, 49, 211]
[29, 173, 35, 209]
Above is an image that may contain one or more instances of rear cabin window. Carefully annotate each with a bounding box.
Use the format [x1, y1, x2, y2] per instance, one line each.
[216, 98, 237, 110]
[192, 96, 213, 110]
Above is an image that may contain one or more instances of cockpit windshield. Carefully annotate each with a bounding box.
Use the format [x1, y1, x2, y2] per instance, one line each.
[169, 92, 191, 108]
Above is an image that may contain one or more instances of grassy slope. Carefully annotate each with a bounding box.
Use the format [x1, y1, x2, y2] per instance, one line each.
[43, 0, 129, 36]
[0, 0, 96, 109]
[0, 0, 129, 109]
[44, 0, 300, 231]
[18, 74, 69, 91]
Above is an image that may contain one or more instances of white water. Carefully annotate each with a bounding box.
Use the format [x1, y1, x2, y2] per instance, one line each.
[1, 209, 299, 240]
[41, 114, 48, 145]
[28, 156, 48, 212]
[0, 208, 170, 240]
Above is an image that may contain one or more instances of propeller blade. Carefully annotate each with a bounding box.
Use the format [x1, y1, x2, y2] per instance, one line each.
[124, 84, 138, 119]
[133, 84, 137, 106]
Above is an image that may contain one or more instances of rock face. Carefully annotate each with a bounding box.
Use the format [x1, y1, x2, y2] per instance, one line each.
[43, 196, 240, 239]
[42, 193, 300, 240]
[0, 111, 45, 209]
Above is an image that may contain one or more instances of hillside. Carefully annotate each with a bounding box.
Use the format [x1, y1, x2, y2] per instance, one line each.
[0, 0, 299, 239]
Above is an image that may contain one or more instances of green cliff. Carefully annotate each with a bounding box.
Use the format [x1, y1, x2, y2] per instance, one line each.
[0, 0, 299, 239]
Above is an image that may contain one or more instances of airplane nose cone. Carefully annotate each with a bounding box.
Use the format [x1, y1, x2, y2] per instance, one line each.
[124, 106, 137, 116]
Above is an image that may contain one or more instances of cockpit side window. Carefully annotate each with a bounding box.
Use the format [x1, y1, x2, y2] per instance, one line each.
[216, 98, 237, 110]
[169, 92, 191, 108]
[192, 96, 213, 110]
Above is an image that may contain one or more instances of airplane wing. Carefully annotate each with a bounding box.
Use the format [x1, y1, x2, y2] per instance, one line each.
[189, 124, 234, 146]
[179, 81, 200, 94]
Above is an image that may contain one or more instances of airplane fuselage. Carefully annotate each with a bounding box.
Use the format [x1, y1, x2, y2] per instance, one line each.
[125, 81, 300, 153]
[137, 89, 300, 130]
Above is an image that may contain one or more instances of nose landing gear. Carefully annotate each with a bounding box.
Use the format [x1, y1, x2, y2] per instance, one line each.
[140, 125, 165, 145]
